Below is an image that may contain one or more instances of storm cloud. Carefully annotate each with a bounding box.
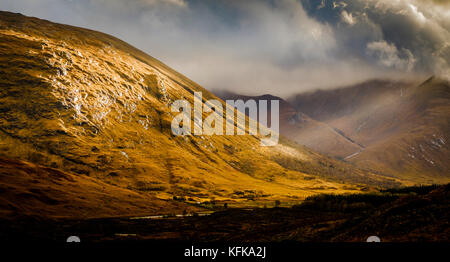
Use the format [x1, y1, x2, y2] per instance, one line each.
[0, 0, 448, 96]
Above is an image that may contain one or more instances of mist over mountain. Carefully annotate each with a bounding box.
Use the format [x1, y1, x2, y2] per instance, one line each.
[219, 77, 450, 185]
[291, 77, 450, 184]
[1, 0, 448, 96]
[216, 91, 363, 159]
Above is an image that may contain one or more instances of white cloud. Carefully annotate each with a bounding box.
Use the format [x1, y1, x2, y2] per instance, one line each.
[341, 10, 356, 25]
[333, 1, 347, 9]
[366, 41, 416, 71]
[408, 4, 426, 24]
[317, 0, 326, 9]
[140, 0, 187, 8]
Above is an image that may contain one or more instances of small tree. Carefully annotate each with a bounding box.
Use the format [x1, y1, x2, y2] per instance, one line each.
[275, 200, 281, 207]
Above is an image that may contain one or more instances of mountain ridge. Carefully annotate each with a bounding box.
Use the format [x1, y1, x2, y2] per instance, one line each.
[218, 77, 450, 184]
[290, 77, 450, 184]
[216, 91, 366, 159]
[0, 11, 402, 218]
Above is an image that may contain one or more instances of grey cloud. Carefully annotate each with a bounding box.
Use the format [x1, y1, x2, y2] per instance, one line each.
[302, 0, 449, 78]
[0, 0, 448, 96]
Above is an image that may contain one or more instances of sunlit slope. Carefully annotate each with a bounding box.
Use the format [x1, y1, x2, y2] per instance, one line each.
[0, 157, 200, 219]
[0, 12, 402, 218]
[291, 78, 450, 184]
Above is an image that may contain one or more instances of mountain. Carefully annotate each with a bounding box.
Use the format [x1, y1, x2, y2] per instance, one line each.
[0, 11, 400, 218]
[290, 78, 450, 184]
[216, 92, 363, 159]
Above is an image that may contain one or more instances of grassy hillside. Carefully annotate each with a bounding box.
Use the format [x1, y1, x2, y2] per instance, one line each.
[0, 11, 402, 218]
[0, 156, 201, 219]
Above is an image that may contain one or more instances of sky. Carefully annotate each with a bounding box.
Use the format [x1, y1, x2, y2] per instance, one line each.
[0, 0, 449, 96]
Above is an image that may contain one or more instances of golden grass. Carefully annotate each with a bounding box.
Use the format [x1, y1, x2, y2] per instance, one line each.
[0, 12, 400, 217]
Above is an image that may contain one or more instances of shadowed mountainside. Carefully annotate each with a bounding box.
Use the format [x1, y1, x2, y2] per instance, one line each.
[216, 91, 363, 159]
[290, 78, 450, 184]
[218, 78, 450, 185]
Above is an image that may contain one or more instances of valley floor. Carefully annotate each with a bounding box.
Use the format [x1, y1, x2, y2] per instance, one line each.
[2, 184, 448, 243]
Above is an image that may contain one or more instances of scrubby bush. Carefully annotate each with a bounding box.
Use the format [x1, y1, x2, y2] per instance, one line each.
[275, 200, 281, 207]
[380, 184, 439, 195]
